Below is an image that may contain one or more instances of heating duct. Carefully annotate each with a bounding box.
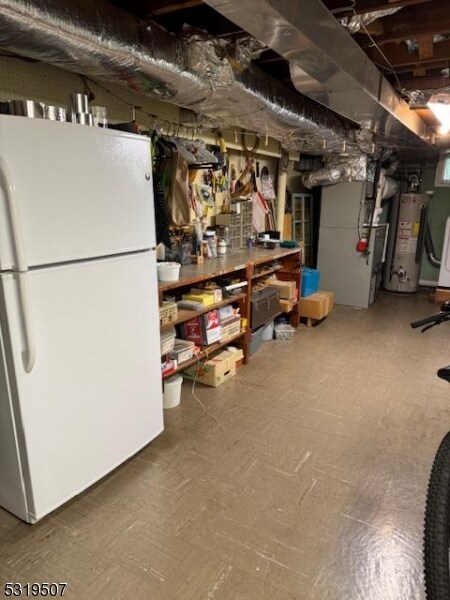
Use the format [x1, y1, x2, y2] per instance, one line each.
[203, 0, 434, 154]
[0, 0, 372, 155]
[302, 155, 367, 188]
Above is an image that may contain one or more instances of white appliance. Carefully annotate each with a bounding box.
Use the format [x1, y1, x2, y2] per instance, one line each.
[317, 182, 389, 308]
[0, 116, 163, 523]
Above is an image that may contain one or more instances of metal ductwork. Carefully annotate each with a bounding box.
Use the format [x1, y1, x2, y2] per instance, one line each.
[203, 0, 436, 154]
[302, 155, 367, 188]
[0, 0, 370, 155]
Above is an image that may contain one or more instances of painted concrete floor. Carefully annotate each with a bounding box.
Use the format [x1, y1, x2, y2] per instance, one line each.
[1, 291, 448, 599]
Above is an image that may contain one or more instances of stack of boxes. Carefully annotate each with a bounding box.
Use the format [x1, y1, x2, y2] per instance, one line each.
[267, 278, 298, 312]
[298, 268, 334, 322]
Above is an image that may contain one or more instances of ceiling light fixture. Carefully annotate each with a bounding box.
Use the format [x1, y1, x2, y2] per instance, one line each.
[428, 93, 450, 135]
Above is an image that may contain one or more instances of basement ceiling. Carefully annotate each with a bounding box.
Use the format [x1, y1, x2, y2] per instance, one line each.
[108, 0, 447, 149]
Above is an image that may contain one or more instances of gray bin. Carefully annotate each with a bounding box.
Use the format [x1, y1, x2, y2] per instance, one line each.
[250, 325, 265, 356]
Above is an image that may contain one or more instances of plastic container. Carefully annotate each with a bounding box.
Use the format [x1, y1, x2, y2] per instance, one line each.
[250, 325, 265, 355]
[163, 375, 183, 409]
[170, 339, 195, 364]
[160, 327, 176, 355]
[274, 324, 295, 341]
[261, 321, 274, 341]
[301, 268, 320, 297]
[157, 262, 181, 282]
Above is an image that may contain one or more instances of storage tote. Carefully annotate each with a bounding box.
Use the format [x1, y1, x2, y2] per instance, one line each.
[301, 268, 320, 297]
[251, 287, 280, 329]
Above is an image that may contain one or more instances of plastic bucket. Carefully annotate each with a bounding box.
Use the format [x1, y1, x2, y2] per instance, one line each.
[163, 375, 183, 409]
[261, 321, 274, 341]
[157, 262, 181, 282]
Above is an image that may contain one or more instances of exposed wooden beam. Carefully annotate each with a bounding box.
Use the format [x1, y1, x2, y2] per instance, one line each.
[324, 0, 435, 17]
[418, 35, 434, 60]
[147, 0, 203, 16]
[391, 60, 450, 74]
[396, 74, 450, 90]
[368, 38, 450, 68]
[370, 3, 450, 44]
[413, 65, 427, 76]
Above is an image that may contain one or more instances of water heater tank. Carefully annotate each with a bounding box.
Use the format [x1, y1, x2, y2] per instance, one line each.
[384, 193, 429, 293]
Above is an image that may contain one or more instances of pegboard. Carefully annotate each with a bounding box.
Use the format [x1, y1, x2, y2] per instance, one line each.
[0, 56, 283, 158]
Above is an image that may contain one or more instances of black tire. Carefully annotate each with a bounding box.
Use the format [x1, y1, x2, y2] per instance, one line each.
[424, 431, 450, 599]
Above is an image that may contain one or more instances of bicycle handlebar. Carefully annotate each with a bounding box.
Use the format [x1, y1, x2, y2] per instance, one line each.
[411, 302, 450, 330]
[411, 314, 444, 328]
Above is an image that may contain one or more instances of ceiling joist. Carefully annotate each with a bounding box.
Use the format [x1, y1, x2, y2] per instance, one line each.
[367, 3, 450, 45]
[370, 38, 450, 68]
[324, 0, 435, 17]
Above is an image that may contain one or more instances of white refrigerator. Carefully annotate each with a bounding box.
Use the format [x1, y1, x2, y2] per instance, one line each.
[0, 116, 163, 523]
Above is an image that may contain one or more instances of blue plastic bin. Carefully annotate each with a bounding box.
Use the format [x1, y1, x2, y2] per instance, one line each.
[301, 268, 320, 297]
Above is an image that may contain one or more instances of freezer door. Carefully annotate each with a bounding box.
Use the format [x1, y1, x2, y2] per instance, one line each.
[0, 251, 163, 522]
[0, 324, 29, 521]
[0, 116, 156, 271]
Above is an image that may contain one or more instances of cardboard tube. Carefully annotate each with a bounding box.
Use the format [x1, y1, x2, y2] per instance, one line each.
[276, 170, 287, 234]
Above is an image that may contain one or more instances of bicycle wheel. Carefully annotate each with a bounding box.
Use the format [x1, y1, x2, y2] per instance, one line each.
[424, 431, 450, 599]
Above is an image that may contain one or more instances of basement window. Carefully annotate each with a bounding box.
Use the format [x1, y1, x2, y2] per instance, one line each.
[435, 153, 450, 187]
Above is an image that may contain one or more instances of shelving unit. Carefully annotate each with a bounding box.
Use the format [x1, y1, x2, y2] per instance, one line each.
[251, 265, 283, 280]
[158, 247, 302, 379]
[162, 330, 246, 379]
[160, 293, 247, 330]
[291, 193, 313, 266]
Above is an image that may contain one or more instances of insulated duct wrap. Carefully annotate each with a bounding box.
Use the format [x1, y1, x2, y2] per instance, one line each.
[340, 8, 401, 35]
[302, 155, 368, 188]
[0, 0, 370, 155]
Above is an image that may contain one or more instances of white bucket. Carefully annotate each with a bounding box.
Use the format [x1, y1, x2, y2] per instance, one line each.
[163, 375, 183, 409]
[261, 321, 274, 341]
[157, 262, 181, 282]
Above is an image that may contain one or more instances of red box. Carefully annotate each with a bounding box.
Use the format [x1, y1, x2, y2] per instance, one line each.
[182, 310, 221, 346]
[183, 317, 203, 344]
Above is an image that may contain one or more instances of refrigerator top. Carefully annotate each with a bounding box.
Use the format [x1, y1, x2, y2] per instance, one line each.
[0, 116, 156, 271]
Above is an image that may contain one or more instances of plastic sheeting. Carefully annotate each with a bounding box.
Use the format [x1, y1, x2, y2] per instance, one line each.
[0, 0, 373, 155]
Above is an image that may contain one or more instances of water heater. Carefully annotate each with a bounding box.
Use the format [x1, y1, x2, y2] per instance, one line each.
[384, 192, 429, 293]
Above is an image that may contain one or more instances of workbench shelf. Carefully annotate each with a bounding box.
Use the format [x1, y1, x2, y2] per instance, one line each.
[160, 293, 247, 330]
[161, 330, 247, 379]
[158, 247, 301, 378]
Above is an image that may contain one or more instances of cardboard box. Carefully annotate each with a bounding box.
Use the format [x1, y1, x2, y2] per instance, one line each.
[190, 287, 222, 303]
[299, 293, 328, 320]
[267, 279, 296, 299]
[318, 291, 334, 313]
[298, 290, 334, 320]
[183, 350, 236, 387]
[279, 298, 296, 313]
[227, 348, 244, 369]
[182, 293, 215, 306]
[182, 310, 221, 345]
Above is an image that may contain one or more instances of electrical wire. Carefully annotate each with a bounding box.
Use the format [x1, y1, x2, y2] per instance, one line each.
[189, 351, 224, 431]
[330, 1, 356, 15]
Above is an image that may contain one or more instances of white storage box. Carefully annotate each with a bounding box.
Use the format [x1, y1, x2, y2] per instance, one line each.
[160, 327, 176, 355]
[157, 262, 181, 282]
[274, 324, 295, 341]
[170, 339, 195, 364]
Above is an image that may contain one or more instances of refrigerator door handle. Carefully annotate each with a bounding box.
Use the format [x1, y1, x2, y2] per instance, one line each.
[0, 157, 36, 372]
[0, 157, 27, 272]
[17, 273, 36, 373]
